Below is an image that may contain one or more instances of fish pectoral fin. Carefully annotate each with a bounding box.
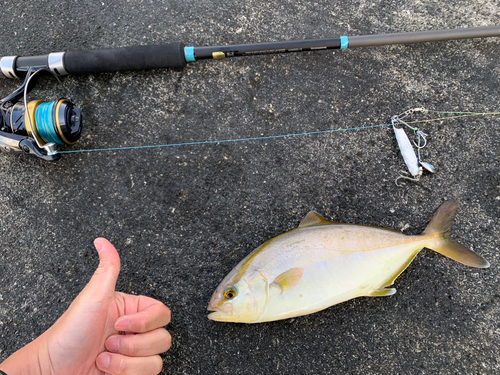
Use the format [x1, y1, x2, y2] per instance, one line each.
[298, 211, 334, 228]
[367, 287, 397, 297]
[269, 267, 304, 295]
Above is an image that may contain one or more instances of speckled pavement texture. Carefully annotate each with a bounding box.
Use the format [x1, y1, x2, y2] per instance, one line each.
[0, 1, 499, 374]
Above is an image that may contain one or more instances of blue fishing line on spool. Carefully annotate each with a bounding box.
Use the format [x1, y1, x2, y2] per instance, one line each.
[35, 101, 63, 144]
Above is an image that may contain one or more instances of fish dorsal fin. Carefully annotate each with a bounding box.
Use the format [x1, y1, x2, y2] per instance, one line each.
[269, 267, 304, 296]
[298, 211, 334, 228]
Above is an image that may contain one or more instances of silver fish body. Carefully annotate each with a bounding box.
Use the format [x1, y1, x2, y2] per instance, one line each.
[208, 202, 489, 323]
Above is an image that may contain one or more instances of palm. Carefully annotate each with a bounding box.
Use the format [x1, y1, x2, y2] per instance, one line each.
[43, 292, 127, 375]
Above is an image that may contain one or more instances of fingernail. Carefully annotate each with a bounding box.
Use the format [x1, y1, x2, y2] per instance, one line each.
[94, 239, 103, 253]
[115, 318, 130, 331]
[98, 353, 110, 369]
[107, 336, 120, 352]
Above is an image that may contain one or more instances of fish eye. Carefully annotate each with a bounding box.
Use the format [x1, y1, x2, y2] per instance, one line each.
[223, 286, 237, 300]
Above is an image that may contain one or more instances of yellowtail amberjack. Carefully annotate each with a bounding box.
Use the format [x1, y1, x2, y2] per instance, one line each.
[208, 201, 489, 323]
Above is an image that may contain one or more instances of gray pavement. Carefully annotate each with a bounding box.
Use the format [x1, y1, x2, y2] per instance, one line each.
[0, 0, 499, 374]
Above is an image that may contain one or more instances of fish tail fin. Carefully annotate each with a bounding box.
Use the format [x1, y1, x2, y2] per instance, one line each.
[422, 201, 490, 268]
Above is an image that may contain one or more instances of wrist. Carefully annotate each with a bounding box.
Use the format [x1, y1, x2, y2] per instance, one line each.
[0, 337, 51, 375]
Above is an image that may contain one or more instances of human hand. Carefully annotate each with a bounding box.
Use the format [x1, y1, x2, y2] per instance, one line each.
[0, 238, 172, 375]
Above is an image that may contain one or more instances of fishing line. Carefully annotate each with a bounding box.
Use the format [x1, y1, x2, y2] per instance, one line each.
[57, 123, 392, 154]
[56, 110, 500, 155]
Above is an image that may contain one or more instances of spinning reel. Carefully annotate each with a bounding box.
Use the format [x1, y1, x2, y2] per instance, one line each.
[0, 67, 82, 161]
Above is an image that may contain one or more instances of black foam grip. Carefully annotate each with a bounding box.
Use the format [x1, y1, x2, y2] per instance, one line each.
[64, 42, 186, 75]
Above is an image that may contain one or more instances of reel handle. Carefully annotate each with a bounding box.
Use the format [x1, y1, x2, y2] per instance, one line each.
[0, 131, 61, 161]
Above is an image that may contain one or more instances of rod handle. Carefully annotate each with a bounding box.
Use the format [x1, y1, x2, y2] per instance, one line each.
[64, 42, 186, 75]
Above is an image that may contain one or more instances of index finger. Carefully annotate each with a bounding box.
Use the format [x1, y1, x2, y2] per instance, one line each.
[115, 294, 171, 333]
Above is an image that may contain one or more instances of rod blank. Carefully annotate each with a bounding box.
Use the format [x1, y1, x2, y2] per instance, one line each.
[193, 38, 341, 59]
[190, 26, 500, 61]
[348, 25, 500, 48]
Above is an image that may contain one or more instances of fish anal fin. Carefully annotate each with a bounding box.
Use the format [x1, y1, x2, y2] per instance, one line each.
[270, 267, 304, 295]
[299, 211, 334, 228]
[382, 251, 420, 288]
[368, 287, 397, 297]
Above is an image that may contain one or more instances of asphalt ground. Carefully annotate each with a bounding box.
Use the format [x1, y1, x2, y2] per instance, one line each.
[0, 1, 499, 374]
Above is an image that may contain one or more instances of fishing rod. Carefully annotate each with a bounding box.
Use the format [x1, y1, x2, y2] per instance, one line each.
[1, 25, 499, 161]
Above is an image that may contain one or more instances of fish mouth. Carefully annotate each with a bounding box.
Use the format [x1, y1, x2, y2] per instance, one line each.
[208, 310, 238, 322]
[207, 304, 233, 321]
[207, 310, 225, 321]
[207, 309, 227, 321]
[207, 304, 232, 313]
[207, 305, 222, 313]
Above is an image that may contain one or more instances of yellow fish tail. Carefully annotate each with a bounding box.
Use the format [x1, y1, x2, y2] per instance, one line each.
[423, 201, 490, 268]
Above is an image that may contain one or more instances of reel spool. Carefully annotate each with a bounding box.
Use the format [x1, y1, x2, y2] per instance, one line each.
[4, 99, 82, 146]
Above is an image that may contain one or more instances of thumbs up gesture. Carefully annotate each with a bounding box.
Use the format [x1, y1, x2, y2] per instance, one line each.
[0, 238, 172, 375]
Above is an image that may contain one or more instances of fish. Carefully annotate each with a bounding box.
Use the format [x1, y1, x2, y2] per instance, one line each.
[208, 201, 489, 323]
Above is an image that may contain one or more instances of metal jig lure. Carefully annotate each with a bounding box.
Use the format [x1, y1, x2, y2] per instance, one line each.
[392, 108, 435, 187]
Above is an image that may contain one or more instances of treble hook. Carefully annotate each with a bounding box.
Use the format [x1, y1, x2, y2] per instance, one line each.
[395, 168, 423, 187]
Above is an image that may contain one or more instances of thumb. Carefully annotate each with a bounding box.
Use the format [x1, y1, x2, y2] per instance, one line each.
[81, 238, 121, 301]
